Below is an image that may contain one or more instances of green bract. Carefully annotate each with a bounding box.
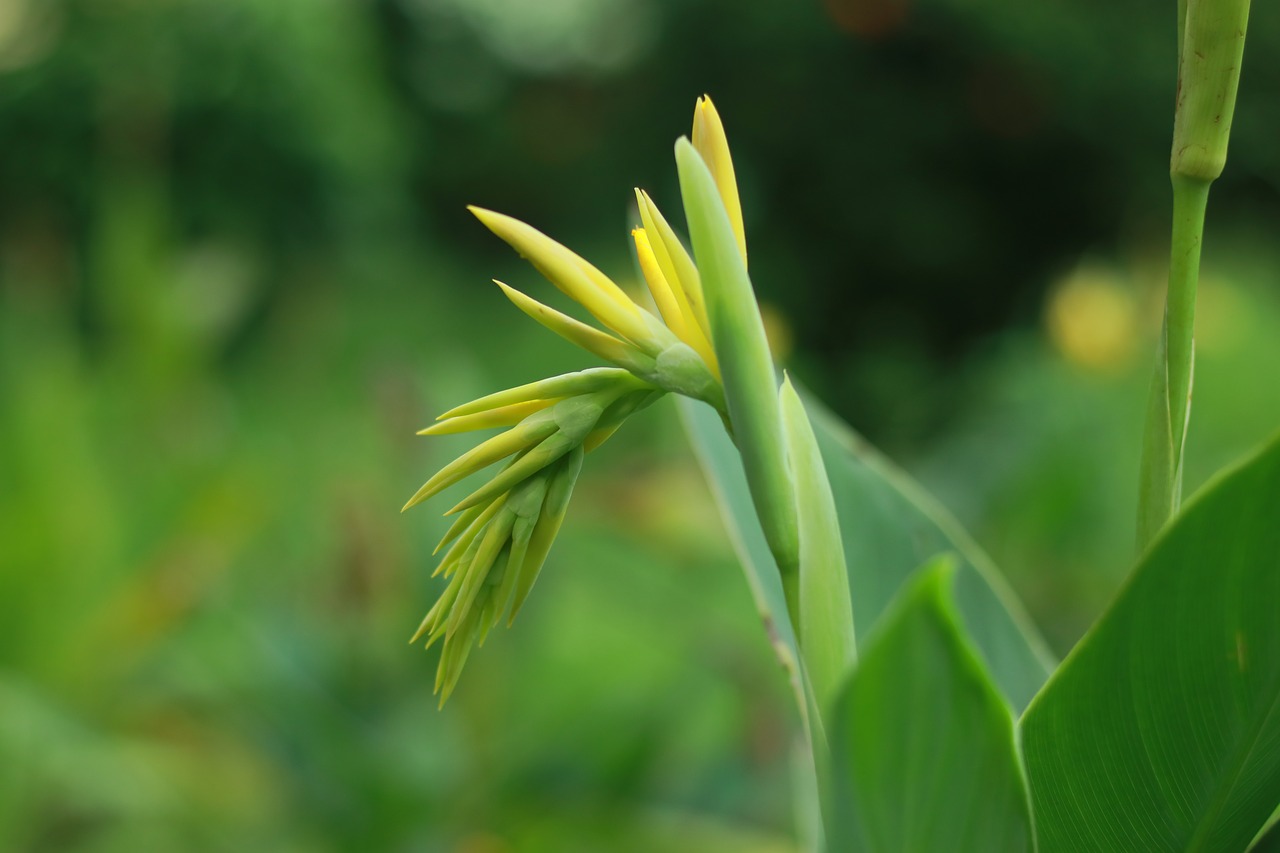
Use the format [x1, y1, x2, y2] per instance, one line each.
[780, 375, 855, 712]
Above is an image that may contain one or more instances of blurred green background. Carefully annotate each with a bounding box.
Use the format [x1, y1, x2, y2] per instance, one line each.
[2, 0, 1279, 850]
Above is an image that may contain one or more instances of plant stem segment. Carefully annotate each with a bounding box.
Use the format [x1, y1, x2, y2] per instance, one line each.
[1138, 178, 1209, 549]
[675, 138, 801, 580]
[1137, 0, 1249, 550]
[1164, 177, 1210, 464]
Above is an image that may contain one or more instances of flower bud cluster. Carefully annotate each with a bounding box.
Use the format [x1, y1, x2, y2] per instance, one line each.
[407, 96, 766, 701]
[406, 370, 661, 701]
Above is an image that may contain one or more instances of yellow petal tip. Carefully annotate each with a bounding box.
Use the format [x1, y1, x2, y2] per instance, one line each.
[468, 206, 505, 232]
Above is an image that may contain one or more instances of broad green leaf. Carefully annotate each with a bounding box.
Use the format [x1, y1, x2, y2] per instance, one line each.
[1022, 431, 1280, 853]
[828, 557, 1033, 853]
[805, 397, 1055, 712]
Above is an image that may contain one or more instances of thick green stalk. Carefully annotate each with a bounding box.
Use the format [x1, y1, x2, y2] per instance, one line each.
[1137, 178, 1209, 548]
[1177, 0, 1188, 59]
[1164, 178, 1210, 460]
[1137, 0, 1249, 549]
[675, 139, 801, 582]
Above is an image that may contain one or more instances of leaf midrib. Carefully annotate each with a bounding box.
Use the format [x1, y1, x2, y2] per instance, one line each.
[1184, 685, 1280, 851]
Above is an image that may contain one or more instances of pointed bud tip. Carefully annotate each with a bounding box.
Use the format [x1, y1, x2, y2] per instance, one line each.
[468, 206, 509, 234]
[418, 420, 463, 436]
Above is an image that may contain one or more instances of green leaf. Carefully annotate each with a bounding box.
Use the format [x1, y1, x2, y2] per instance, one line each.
[806, 396, 1055, 713]
[828, 557, 1034, 853]
[779, 375, 856, 712]
[1022, 431, 1280, 853]
[680, 389, 1053, 714]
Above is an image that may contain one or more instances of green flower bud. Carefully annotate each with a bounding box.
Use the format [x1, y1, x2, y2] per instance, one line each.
[437, 368, 635, 420]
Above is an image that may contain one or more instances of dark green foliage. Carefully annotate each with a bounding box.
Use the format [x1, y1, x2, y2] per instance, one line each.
[828, 558, 1032, 853]
[1023, 431, 1280, 852]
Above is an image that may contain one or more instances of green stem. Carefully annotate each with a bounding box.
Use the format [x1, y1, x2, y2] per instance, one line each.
[1165, 176, 1211, 461]
[675, 139, 801, 583]
[1136, 0, 1249, 550]
[782, 572, 802, 640]
[1137, 178, 1209, 549]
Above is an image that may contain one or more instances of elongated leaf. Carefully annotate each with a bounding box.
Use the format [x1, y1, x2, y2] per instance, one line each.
[805, 396, 1055, 712]
[828, 557, 1033, 853]
[1022, 431, 1280, 853]
[779, 376, 855, 711]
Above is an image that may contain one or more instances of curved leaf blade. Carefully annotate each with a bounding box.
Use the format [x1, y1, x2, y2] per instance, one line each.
[780, 376, 856, 711]
[1022, 431, 1280, 853]
[829, 556, 1033, 853]
[806, 397, 1055, 712]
